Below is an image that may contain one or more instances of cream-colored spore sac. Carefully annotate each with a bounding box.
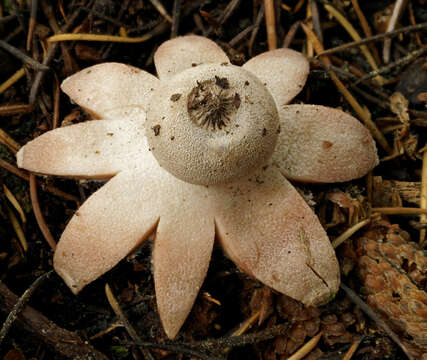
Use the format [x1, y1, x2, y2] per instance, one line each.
[145, 64, 280, 185]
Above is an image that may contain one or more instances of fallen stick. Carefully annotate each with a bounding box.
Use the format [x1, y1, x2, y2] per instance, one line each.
[0, 281, 108, 359]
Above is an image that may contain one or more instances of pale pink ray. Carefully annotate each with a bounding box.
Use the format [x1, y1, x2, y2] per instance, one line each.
[210, 165, 340, 306]
[154, 188, 215, 339]
[54, 166, 162, 294]
[61, 63, 159, 119]
[272, 105, 379, 183]
[17, 119, 148, 178]
[242, 48, 309, 108]
[154, 35, 230, 80]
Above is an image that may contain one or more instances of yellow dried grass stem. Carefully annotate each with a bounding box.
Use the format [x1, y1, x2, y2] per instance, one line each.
[264, 0, 277, 50]
[232, 309, 261, 336]
[287, 332, 322, 360]
[332, 218, 370, 248]
[3, 184, 26, 224]
[48, 33, 154, 43]
[148, 0, 172, 23]
[324, 4, 384, 85]
[0, 68, 25, 95]
[343, 337, 363, 360]
[0, 104, 34, 116]
[6, 203, 28, 252]
[0, 128, 21, 153]
[300, 23, 392, 154]
[372, 207, 427, 215]
[281, 3, 292, 12]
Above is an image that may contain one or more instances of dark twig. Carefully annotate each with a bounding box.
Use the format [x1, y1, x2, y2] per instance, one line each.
[30, 173, 57, 250]
[81, 6, 127, 27]
[283, 20, 301, 48]
[0, 40, 49, 71]
[29, 7, 81, 104]
[311, 58, 358, 80]
[0, 159, 80, 203]
[0, 14, 17, 26]
[10, 0, 27, 35]
[5, 26, 24, 43]
[121, 341, 221, 360]
[0, 271, 54, 346]
[204, 0, 242, 36]
[350, 0, 381, 64]
[0, 280, 109, 359]
[352, 46, 427, 85]
[124, 323, 290, 360]
[248, 4, 264, 57]
[171, 0, 182, 38]
[194, 323, 289, 351]
[229, 25, 256, 47]
[105, 284, 154, 360]
[351, 85, 389, 109]
[217, 0, 242, 27]
[26, 0, 38, 51]
[340, 283, 413, 360]
[317, 22, 427, 57]
[101, 0, 131, 60]
[52, 74, 60, 129]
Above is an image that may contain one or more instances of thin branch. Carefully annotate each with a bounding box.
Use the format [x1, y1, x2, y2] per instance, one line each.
[29, 7, 82, 104]
[29, 174, 57, 250]
[0, 280, 109, 359]
[317, 22, 427, 57]
[0, 271, 54, 345]
[171, 0, 182, 38]
[26, 0, 38, 51]
[105, 284, 154, 360]
[0, 159, 80, 203]
[352, 46, 427, 86]
[301, 23, 393, 155]
[229, 24, 256, 47]
[383, 0, 408, 63]
[0, 40, 49, 71]
[248, 4, 264, 56]
[340, 283, 413, 360]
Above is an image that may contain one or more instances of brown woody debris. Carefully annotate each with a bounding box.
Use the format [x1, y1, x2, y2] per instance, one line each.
[356, 219, 427, 356]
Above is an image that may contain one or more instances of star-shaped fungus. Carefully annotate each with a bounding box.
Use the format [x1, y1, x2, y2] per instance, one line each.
[17, 35, 378, 339]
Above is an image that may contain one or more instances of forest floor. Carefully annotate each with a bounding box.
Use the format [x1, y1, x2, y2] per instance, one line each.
[0, 0, 426, 359]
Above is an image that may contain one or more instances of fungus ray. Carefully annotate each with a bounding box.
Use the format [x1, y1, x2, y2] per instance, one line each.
[17, 119, 150, 178]
[61, 62, 159, 118]
[272, 105, 379, 183]
[242, 48, 310, 108]
[210, 165, 340, 306]
[53, 168, 162, 294]
[154, 207, 215, 339]
[154, 35, 230, 80]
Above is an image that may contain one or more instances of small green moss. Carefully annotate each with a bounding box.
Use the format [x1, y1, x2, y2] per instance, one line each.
[110, 346, 130, 359]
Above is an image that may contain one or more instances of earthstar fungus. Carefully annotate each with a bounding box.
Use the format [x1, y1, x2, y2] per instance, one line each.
[17, 35, 378, 339]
